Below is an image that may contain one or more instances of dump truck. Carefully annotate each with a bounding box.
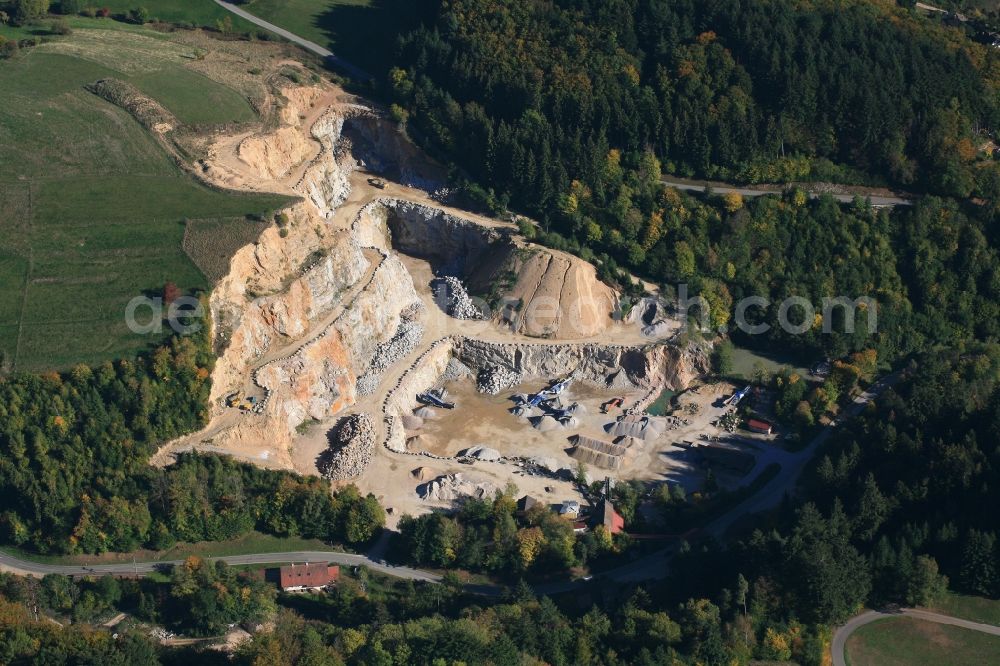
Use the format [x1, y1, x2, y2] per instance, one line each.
[368, 177, 387, 189]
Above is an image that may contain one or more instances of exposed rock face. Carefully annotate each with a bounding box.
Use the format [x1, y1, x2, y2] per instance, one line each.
[356, 304, 426, 397]
[384, 339, 455, 453]
[257, 331, 356, 425]
[256, 253, 422, 431]
[318, 413, 376, 481]
[212, 237, 369, 399]
[343, 114, 448, 190]
[208, 99, 364, 403]
[238, 126, 313, 180]
[203, 88, 423, 448]
[382, 199, 513, 276]
[355, 199, 620, 339]
[302, 111, 352, 218]
[454, 339, 709, 393]
[164, 78, 700, 481]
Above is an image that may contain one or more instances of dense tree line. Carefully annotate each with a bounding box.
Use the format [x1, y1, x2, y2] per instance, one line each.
[614, 186, 996, 362]
[0, 559, 275, 662]
[232, 576, 832, 666]
[0, 323, 384, 554]
[0, 562, 835, 666]
[397, 490, 620, 576]
[660, 346, 999, 637]
[806, 345, 1000, 599]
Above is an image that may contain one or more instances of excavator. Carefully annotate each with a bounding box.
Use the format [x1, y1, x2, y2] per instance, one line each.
[225, 391, 257, 411]
[601, 397, 624, 414]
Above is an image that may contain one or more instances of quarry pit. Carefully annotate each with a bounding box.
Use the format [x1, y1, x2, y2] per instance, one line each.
[149, 67, 764, 526]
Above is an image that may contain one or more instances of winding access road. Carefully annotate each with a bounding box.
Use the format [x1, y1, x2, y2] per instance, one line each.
[832, 608, 1000, 666]
[661, 176, 913, 208]
[212, 0, 371, 80]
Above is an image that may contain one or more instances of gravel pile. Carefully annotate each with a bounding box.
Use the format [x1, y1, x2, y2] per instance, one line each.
[318, 413, 376, 480]
[419, 473, 499, 501]
[433, 276, 484, 320]
[356, 318, 425, 396]
[476, 366, 522, 394]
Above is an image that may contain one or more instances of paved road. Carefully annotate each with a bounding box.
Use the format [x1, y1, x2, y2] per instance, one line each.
[0, 549, 440, 584]
[213, 0, 371, 80]
[833, 608, 1000, 666]
[661, 177, 913, 208]
[705, 373, 900, 539]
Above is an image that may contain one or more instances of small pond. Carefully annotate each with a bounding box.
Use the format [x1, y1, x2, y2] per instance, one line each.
[645, 388, 677, 416]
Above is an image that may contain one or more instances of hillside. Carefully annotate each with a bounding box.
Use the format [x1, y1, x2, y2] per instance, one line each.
[0, 20, 291, 370]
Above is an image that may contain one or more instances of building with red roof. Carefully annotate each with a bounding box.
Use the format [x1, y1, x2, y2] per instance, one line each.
[278, 563, 339, 592]
[592, 500, 625, 535]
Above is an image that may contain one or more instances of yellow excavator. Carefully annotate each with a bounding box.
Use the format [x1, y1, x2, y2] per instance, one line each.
[225, 392, 257, 411]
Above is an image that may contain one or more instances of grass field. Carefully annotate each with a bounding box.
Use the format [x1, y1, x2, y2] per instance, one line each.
[845, 616, 1000, 665]
[0, 26, 290, 371]
[183, 216, 271, 282]
[240, 0, 427, 75]
[728, 345, 811, 381]
[82, 2, 256, 31]
[930, 592, 1000, 627]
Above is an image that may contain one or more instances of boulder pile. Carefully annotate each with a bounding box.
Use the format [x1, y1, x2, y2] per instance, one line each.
[318, 413, 376, 480]
[433, 276, 484, 320]
[477, 366, 522, 394]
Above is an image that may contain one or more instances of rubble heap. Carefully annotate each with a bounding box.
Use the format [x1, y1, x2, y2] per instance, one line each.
[318, 413, 376, 480]
[434, 276, 484, 320]
[476, 365, 522, 394]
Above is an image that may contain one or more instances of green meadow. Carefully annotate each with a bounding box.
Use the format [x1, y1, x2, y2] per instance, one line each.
[0, 25, 290, 371]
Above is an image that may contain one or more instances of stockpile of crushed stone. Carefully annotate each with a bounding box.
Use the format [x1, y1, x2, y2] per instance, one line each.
[318, 413, 376, 480]
[433, 276, 484, 320]
[477, 366, 522, 394]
